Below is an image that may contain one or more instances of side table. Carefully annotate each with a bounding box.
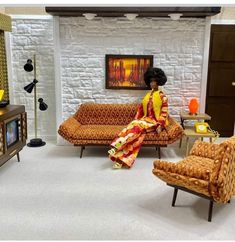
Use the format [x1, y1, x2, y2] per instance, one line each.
[179, 111, 216, 155]
[180, 111, 211, 129]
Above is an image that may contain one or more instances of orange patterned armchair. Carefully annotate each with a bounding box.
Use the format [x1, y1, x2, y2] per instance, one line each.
[152, 136, 235, 221]
[58, 103, 183, 158]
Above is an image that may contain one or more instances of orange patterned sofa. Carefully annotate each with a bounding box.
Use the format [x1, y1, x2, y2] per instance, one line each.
[58, 103, 184, 158]
[152, 136, 235, 221]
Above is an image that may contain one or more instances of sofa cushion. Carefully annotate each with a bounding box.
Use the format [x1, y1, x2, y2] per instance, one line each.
[75, 103, 138, 125]
[59, 103, 184, 145]
[72, 125, 124, 140]
[71, 125, 172, 141]
[63, 115, 182, 142]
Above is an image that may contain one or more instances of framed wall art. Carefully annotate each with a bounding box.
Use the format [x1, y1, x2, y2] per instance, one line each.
[105, 54, 153, 90]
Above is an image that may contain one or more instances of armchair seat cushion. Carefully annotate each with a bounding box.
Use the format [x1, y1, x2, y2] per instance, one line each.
[153, 136, 235, 203]
[154, 155, 214, 181]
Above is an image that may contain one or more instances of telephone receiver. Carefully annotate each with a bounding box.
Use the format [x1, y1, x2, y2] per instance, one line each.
[195, 122, 209, 133]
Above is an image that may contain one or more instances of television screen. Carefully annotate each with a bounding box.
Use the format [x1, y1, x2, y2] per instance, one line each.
[6, 119, 19, 148]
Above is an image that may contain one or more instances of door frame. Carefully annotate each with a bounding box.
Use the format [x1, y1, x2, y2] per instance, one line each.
[201, 18, 235, 135]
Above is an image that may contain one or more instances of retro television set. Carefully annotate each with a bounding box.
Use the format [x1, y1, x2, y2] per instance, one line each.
[0, 105, 27, 167]
[5, 117, 19, 149]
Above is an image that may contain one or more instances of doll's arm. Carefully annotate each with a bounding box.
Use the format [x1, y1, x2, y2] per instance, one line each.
[155, 92, 168, 133]
[134, 104, 144, 120]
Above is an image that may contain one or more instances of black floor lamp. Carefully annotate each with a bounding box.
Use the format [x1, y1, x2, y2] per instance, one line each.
[24, 54, 48, 147]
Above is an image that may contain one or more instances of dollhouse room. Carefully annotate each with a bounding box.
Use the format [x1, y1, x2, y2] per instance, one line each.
[0, 3, 235, 240]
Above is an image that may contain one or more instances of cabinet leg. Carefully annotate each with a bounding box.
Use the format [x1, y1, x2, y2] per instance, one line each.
[209, 137, 212, 143]
[17, 152, 20, 162]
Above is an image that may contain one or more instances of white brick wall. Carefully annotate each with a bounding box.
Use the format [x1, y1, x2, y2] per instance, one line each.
[10, 16, 56, 140]
[9, 16, 207, 141]
[60, 17, 206, 120]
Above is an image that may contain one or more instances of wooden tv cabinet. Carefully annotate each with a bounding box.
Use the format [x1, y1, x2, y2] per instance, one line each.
[0, 105, 27, 167]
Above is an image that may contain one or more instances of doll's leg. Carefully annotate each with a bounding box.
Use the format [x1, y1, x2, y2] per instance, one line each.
[110, 134, 145, 168]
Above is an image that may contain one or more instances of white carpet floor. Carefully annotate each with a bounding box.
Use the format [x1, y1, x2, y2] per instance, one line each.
[0, 139, 235, 240]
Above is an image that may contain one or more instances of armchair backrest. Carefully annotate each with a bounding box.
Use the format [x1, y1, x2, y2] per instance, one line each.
[189, 136, 235, 203]
[216, 136, 235, 203]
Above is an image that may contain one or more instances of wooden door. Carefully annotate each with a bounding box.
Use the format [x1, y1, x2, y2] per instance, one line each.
[206, 25, 235, 137]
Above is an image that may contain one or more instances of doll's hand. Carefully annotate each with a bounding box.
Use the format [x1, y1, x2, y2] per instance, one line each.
[156, 125, 162, 134]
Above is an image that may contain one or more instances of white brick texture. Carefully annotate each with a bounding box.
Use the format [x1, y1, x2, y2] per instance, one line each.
[9, 16, 206, 140]
[60, 17, 206, 121]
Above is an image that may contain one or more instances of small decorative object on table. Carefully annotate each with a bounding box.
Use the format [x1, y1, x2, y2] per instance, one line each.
[188, 98, 199, 115]
[179, 111, 219, 155]
[0, 90, 9, 108]
[23, 54, 48, 147]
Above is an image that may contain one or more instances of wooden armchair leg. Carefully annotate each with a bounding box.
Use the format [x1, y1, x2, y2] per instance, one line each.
[80, 146, 85, 158]
[208, 201, 214, 222]
[172, 188, 178, 207]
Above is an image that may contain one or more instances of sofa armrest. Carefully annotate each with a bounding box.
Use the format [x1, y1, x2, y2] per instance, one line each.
[165, 117, 184, 142]
[58, 116, 82, 136]
[189, 140, 223, 160]
[153, 160, 211, 181]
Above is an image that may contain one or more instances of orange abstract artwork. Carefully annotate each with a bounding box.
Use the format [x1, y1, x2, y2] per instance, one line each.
[106, 55, 153, 89]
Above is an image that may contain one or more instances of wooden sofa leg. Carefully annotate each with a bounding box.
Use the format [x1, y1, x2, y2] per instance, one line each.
[208, 201, 214, 222]
[179, 138, 182, 148]
[228, 200, 231, 203]
[80, 146, 85, 158]
[156, 146, 161, 159]
[172, 188, 178, 207]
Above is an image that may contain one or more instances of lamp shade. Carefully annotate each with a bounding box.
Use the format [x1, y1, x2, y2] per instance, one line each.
[38, 98, 48, 111]
[189, 98, 199, 115]
[24, 79, 38, 93]
[24, 59, 33, 72]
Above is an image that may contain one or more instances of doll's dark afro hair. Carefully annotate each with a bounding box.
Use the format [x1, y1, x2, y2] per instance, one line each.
[144, 67, 167, 88]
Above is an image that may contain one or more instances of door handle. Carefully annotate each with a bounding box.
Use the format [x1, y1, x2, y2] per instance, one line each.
[232, 82, 235, 86]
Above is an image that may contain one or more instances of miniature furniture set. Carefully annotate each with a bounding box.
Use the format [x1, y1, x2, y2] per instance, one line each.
[58, 103, 184, 158]
[153, 136, 235, 221]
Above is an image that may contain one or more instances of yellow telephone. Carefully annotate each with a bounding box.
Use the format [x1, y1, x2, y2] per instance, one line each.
[195, 122, 209, 133]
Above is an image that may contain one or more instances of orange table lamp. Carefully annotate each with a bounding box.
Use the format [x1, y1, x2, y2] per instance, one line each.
[189, 98, 199, 115]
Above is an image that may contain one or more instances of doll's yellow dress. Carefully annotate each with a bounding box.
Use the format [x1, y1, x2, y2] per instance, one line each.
[108, 90, 168, 168]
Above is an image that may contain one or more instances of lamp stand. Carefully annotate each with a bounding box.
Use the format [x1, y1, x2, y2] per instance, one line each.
[27, 54, 46, 147]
